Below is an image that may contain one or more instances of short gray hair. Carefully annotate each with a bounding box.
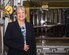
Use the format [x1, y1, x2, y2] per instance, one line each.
[16, 6, 26, 14]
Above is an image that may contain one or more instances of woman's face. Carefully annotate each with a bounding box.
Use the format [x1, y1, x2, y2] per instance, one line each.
[17, 8, 26, 21]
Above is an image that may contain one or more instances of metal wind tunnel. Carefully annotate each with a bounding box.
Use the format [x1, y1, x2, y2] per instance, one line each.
[30, 8, 69, 55]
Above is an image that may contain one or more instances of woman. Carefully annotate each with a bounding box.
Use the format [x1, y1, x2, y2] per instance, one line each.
[4, 6, 36, 55]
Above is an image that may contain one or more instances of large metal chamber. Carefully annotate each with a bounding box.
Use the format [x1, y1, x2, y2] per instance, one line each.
[30, 8, 69, 55]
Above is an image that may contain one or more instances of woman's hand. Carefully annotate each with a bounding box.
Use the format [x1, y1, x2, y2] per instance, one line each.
[24, 44, 29, 51]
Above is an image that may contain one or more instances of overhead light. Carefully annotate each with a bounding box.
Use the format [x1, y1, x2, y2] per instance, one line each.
[42, 4, 48, 11]
[42, 4, 48, 8]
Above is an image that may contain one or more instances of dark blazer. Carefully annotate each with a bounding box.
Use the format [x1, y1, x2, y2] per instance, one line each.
[4, 21, 36, 55]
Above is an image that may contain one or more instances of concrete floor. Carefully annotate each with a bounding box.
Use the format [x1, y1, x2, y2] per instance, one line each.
[0, 51, 66, 55]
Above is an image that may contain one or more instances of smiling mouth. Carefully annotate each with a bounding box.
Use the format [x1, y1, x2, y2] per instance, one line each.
[19, 16, 24, 18]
